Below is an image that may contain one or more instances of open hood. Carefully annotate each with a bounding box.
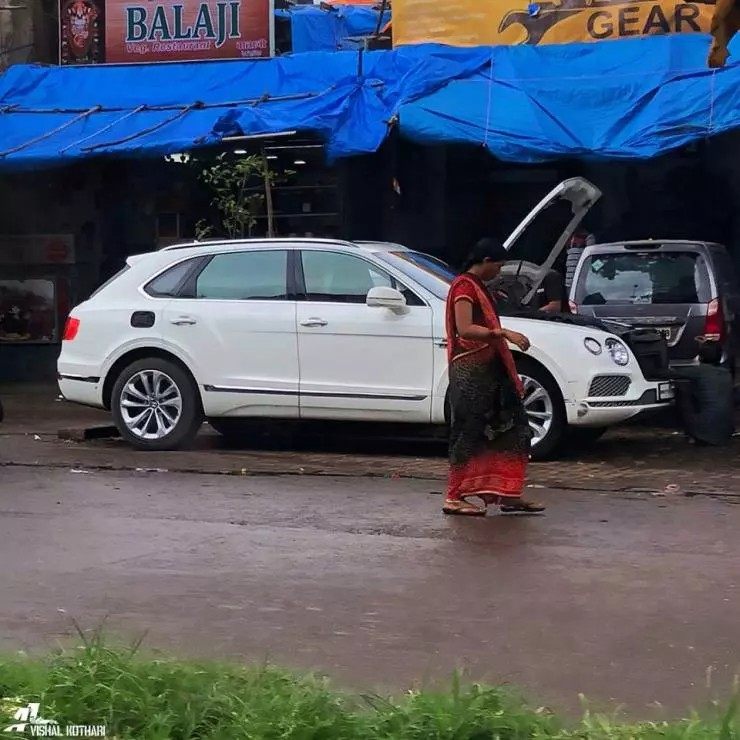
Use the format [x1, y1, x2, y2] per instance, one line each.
[502, 177, 601, 304]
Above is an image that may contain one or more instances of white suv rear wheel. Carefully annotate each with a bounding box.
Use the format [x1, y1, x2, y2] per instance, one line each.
[112, 358, 202, 450]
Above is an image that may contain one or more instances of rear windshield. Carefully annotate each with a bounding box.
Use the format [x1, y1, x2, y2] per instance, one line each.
[575, 251, 712, 306]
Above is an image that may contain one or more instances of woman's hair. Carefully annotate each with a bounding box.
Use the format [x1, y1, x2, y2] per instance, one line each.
[461, 238, 509, 271]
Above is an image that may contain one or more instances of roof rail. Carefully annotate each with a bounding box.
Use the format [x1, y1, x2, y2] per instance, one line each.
[160, 237, 356, 252]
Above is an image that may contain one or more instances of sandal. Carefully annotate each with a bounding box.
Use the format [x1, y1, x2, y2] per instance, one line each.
[442, 498, 486, 516]
[500, 499, 546, 513]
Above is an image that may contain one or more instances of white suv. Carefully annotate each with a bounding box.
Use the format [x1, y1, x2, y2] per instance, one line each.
[59, 183, 673, 459]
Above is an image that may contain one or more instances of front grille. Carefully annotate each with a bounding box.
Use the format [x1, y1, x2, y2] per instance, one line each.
[587, 389, 659, 407]
[588, 375, 631, 397]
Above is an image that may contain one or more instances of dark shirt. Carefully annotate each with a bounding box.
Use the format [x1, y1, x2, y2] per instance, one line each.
[531, 270, 564, 310]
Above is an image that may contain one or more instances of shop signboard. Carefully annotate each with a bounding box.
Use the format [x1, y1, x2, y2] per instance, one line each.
[59, 0, 273, 64]
[392, 0, 716, 47]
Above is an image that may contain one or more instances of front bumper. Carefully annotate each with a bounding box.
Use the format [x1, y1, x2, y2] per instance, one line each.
[566, 379, 674, 427]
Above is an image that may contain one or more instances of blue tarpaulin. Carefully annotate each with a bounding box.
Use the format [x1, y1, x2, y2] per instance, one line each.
[399, 35, 740, 162]
[0, 46, 488, 170]
[276, 5, 390, 53]
[2, 36, 740, 171]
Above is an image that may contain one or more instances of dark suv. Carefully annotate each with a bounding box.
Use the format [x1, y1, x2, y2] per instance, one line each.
[570, 241, 739, 370]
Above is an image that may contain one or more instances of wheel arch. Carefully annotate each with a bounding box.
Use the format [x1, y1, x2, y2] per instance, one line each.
[442, 352, 566, 425]
[512, 352, 566, 411]
[102, 347, 203, 411]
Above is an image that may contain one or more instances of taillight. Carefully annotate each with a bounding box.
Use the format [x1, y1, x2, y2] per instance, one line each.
[703, 298, 725, 342]
[62, 316, 80, 341]
[568, 300, 578, 314]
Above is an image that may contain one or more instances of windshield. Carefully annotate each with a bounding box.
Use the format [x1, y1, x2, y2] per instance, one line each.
[374, 251, 455, 299]
[574, 251, 712, 306]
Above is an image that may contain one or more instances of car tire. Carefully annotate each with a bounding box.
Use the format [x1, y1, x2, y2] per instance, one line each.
[516, 357, 567, 461]
[566, 426, 607, 446]
[111, 357, 202, 451]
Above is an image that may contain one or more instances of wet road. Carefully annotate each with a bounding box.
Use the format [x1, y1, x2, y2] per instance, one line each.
[1, 467, 739, 716]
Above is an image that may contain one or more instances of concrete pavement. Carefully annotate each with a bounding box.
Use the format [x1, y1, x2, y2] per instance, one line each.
[1, 382, 739, 717]
[1, 466, 739, 718]
[1, 383, 739, 495]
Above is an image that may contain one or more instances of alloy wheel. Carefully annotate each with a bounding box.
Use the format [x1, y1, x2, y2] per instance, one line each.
[520, 373, 554, 447]
[119, 369, 183, 440]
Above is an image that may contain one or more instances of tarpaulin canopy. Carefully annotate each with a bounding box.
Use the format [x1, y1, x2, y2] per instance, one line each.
[0, 46, 488, 170]
[3, 36, 740, 172]
[399, 35, 740, 162]
[276, 5, 390, 53]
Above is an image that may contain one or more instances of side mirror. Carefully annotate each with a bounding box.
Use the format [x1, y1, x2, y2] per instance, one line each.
[366, 286, 407, 312]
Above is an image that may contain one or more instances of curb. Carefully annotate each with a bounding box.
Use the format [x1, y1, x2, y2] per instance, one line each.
[57, 425, 120, 442]
[1, 459, 737, 499]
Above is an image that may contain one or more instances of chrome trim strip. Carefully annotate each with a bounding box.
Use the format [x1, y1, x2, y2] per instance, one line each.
[58, 374, 100, 383]
[203, 385, 427, 401]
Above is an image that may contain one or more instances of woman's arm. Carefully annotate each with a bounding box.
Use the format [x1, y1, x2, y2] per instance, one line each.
[454, 299, 531, 351]
[453, 299, 501, 341]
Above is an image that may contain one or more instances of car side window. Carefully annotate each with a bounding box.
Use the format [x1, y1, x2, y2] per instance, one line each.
[144, 259, 196, 298]
[302, 251, 393, 303]
[195, 250, 288, 300]
[392, 279, 425, 307]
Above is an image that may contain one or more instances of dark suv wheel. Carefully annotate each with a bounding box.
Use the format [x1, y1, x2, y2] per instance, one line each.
[111, 357, 202, 450]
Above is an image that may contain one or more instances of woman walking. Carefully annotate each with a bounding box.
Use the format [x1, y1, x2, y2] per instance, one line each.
[443, 239, 545, 517]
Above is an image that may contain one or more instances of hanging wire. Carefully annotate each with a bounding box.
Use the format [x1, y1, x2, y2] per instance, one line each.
[0, 42, 33, 57]
[0, 90, 323, 115]
[58, 105, 146, 153]
[482, 50, 495, 149]
[82, 103, 201, 151]
[708, 68, 717, 137]
[0, 105, 101, 157]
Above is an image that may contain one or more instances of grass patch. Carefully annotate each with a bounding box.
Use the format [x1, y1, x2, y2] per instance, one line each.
[0, 632, 736, 739]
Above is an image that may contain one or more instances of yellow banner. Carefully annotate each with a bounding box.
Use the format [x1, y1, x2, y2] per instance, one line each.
[393, 0, 715, 47]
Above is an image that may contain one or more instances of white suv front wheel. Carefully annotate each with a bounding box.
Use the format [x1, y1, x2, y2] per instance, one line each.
[516, 358, 566, 461]
[111, 358, 202, 450]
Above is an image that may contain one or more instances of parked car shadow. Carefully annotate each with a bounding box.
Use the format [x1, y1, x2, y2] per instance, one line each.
[200, 420, 449, 458]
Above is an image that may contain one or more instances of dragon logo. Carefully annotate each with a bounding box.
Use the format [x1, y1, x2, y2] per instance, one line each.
[498, 0, 715, 45]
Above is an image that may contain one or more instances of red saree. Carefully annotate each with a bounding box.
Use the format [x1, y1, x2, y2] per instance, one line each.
[445, 274, 531, 502]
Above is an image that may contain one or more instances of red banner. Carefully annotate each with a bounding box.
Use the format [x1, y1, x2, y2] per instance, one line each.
[60, 0, 273, 64]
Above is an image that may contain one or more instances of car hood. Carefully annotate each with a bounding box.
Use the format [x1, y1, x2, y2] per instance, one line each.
[502, 177, 601, 304]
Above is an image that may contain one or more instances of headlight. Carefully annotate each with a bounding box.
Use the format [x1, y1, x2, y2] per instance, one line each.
[584, 337, 602, 355]
[605, 338, 629, 366]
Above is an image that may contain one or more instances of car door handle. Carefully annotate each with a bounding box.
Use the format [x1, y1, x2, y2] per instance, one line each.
[170, 316, 197, 326]
[301, 318, 328, 327]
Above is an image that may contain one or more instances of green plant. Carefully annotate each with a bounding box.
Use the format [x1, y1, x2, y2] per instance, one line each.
[192, 150, 292, 241]
[0, 634, 737, 740]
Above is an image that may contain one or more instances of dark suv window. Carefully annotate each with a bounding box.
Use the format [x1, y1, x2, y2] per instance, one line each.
[195, 250, 288, 300]
[575, 251, 712, 305]
[144, 259, 196, 298]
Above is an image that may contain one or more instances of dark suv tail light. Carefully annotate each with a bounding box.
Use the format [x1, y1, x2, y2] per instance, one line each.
[703, 298, 725, 342]
[62, 316, 80, 341]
